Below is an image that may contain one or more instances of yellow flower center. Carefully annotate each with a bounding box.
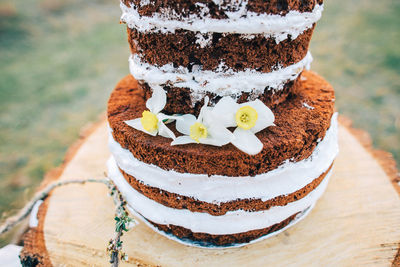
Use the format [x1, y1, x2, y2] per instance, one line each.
[141, 110, 158, 132]
[190, 122, 208, 143]
[236, 106, 258, 130]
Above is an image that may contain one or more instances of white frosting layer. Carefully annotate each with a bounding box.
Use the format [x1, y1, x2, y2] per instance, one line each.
[108, 157, 332, 235]
[109, 113, 338, 204]
[129, 52, 313, 103]
[120, 2, 323, 43]
[29, 200, 43, 228]
[128, 203, 314, 249]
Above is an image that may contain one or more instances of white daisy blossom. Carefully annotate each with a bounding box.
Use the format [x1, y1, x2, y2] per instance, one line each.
[171, 97, 235, 146]
[124, 86, 179, 139]
[211, 97, 275, 155]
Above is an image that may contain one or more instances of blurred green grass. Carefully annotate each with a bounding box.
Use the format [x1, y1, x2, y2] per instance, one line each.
[0, 0, 127, 245]
[312, 0, 400, 165]
[0, 0, 399, 246]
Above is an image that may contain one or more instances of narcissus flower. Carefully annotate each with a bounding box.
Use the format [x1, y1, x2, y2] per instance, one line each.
[236, 106, 258, 130]
[124, 86, 179, 139]
[190, 122, 208, 143]
[171, 97, 234, 146]
[212, 97, 275, 155]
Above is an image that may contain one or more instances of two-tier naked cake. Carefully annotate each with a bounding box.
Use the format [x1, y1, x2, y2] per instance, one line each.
[107, 0, 338, 247]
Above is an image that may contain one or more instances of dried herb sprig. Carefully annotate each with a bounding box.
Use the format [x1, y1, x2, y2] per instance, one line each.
[107, 181, 136, 267]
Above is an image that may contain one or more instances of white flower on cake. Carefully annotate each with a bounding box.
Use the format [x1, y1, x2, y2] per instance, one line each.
[124, 87, 275, 155]
[212, 97, 275, 155]
[124, 86, 179, 139]
[171, 97, 234, 146]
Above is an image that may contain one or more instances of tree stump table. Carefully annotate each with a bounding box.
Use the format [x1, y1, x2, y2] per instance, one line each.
[20, 115, 400, 266]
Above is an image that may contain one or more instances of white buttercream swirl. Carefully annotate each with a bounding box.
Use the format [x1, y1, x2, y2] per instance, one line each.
[129, 52, 313, 103]
[120, 2, 323, 43]
[109, 113, 338, 204]
[107, 157, 332, 235]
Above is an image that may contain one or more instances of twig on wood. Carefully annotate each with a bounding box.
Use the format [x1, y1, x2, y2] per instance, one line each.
[0, 178, 110, 235]
[107, 181, 136, 267]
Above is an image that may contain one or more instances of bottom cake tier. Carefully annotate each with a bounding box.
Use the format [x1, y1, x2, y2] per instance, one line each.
[106, 71, 338, 247]
[107, 156, 332, 248]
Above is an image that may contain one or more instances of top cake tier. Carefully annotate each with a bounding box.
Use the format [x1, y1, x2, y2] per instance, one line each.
[121, 0, 324, 115]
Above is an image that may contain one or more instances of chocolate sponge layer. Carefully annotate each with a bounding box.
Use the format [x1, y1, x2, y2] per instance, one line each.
[107, 71, 335, 177]
[128, 26, 315, 73]
[148, 212, 301, 246]
[122, 0, 323, 18]
[140, 75, 300, 116]
[119, 164, 332, 215]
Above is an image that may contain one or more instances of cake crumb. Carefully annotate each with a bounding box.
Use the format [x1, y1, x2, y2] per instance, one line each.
[195, 32, 212, 48]
[303, 102, 315, 110]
